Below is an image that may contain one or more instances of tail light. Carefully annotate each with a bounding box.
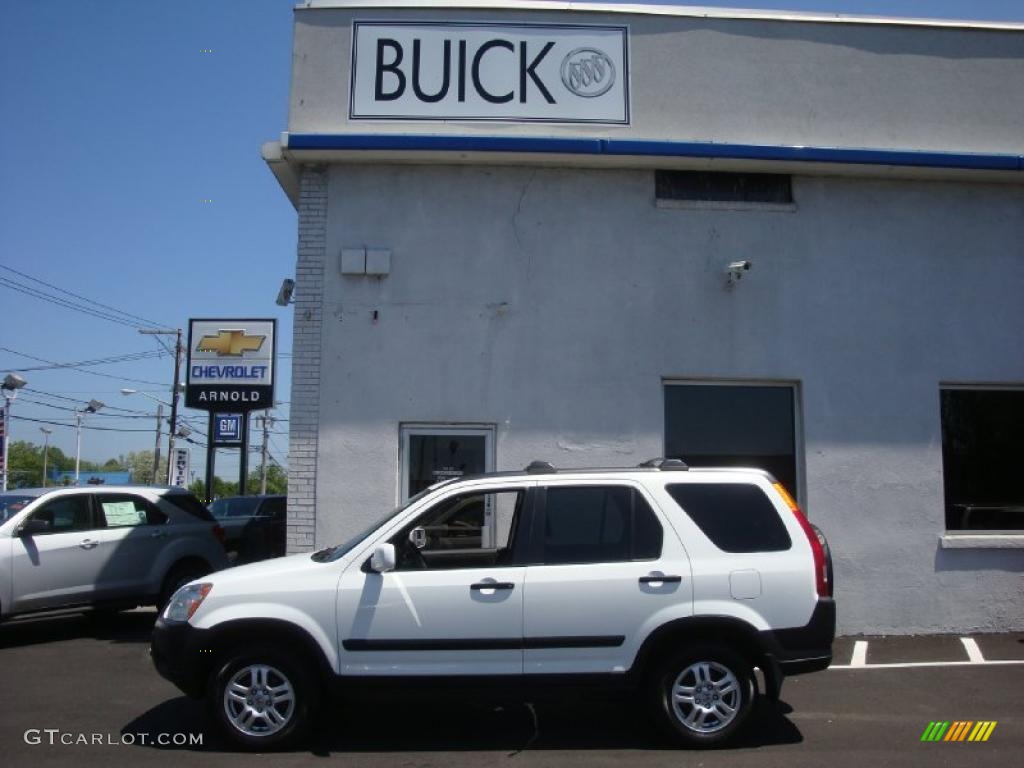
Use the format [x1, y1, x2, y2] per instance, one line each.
[211, 524, 227, 549]
[773, 483, 830, 598]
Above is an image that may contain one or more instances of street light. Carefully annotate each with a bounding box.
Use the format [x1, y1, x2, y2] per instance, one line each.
[39, 426, 52, 488]
[75, 399, 104, 486]
[122, 387, 167, 483]
[2, 373, 28, 492]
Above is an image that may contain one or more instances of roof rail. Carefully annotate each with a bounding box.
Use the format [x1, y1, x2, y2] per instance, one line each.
[638, 457, 690, 471]
[525, 460, 557, 474]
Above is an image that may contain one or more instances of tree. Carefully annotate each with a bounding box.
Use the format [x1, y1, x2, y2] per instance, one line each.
[124, 450, 168, 485]
[247, 463, 288, 495]
[7, 440, 44, 488]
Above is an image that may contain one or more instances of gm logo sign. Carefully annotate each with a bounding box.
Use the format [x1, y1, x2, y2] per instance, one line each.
[214, 414, 242, 444]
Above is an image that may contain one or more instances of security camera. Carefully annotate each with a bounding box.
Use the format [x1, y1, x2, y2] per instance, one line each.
[276, 278, 296, 307]
[725, 260, 752, 286]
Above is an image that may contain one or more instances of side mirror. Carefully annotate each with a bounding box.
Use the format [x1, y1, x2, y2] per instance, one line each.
[409, 527, 427, 549]
[370, 543, 396, 573]
[18, 518, 51, 536]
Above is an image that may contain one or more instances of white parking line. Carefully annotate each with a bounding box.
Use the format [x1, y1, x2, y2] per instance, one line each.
[961, 636, 985, 663]
[830, 659, 1024, 670]
[850, 640, 868, 667]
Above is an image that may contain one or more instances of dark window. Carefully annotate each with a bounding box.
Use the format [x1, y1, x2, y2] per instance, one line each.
[261, 497, 286, 520]
[408, 433, 487, 498]
[162, 492, 215, 521]
[97, 494, 167, 527]
[210, 497, 262, 519]
[941, 388, 1024, 531]
[656, 170, 793, 204]
[0, 494, 34, 524]
[664, 384, 798, 499]
[30, 495, 95, 533]
[666, 483, 791, 552]
[541, 486, 663, 565]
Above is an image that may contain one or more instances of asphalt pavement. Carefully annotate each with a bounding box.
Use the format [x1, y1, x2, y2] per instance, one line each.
[1, 610, 1021, 768]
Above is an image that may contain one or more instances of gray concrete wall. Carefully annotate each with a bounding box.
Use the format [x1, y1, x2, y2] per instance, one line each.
[311, 162, 1024, 634]
[289, 6, 1024, 153]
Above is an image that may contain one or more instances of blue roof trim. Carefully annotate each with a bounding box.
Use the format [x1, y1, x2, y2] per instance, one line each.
[286, 134, 1023, 172]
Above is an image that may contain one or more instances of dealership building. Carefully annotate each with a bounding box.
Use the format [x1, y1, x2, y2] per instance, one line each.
[263, 0, 1024, 634]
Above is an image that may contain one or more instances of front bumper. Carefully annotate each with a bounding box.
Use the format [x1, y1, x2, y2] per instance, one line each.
[150, 617, 213, 698]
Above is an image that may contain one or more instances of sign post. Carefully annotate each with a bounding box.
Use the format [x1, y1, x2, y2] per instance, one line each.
[186, 319, 276, 503]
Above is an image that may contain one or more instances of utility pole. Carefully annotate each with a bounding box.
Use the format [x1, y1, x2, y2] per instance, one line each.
[166, 328, 182, 484]
[40, 427, 51, 487]
[258, 413, 273, 494]
[152, 403, 164, 485]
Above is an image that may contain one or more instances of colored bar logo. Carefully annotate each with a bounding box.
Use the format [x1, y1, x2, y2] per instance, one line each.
[921, 721, 996, 742]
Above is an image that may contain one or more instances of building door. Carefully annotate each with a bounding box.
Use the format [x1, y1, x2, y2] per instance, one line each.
[400, 425, 495, 502]
[664, 381, 802, 501]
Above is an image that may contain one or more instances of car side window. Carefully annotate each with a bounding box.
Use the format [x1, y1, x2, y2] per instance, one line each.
[261, 497, 286, 520]
[392, 489, 525, 571]
[540, 485, 663, 565]
[29, 496, 95, 533]
[97, 494, 168, 527]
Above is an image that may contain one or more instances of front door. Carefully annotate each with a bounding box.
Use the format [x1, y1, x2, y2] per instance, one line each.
[11, 493, 105, 612]
[400, 425, 495, 501]
[336, 484, 532, 676]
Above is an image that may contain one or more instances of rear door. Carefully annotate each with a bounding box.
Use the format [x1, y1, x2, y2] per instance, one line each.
[10, 493, 105, 612]
[93, 493, 170, 599]
[522, 481, 693, 675]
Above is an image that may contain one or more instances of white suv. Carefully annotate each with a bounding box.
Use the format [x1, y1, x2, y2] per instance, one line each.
[152, 460, 834, 750]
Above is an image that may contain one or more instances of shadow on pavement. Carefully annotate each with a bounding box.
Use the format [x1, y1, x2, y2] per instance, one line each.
[122, 694, 802, 754]
[0, 609, 156, 649]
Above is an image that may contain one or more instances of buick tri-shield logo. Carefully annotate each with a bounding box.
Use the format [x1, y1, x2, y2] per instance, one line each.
[560, 47, 615, 98]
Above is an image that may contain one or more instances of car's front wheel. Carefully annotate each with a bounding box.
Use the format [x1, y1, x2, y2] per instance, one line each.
[650, 645, 755, 748]
[210, 646, 317, 750]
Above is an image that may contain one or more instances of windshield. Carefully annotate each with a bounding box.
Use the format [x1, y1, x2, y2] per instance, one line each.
[0, 495, 35, 524]
[311, 485, 442, 563]
[209, 497, 262, 519]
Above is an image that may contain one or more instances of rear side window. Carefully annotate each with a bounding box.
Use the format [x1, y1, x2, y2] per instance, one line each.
[97, 494, 168, 527]
[162, 493, 215, 522]
[541, 486, 663, 565]
[666, 483, 791, 553]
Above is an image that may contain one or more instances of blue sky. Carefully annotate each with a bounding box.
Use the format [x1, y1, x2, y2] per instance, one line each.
[1, 0, 1021, 481]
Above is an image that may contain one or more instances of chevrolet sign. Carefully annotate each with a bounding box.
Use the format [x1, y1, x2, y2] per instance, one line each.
[186, 319, 276, 411]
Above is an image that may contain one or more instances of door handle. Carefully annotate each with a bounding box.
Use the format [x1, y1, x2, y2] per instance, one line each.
[470, 582, 515, 591]
[150, 531, 167, 539]
[639, 574, 682, 584]
[79, 539, 99, 550]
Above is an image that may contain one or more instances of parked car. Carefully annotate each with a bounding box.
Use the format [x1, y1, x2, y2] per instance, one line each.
[209, 495, 287, 564]
[152, 460, 834, 750]
[0, 485, 229, 620]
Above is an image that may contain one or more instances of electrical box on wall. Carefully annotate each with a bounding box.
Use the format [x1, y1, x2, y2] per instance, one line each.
[366, 248, 391, 276]
[340, 248, 366, 275]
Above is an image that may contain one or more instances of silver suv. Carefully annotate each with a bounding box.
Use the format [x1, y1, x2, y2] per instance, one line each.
[0, 486, 229, 619]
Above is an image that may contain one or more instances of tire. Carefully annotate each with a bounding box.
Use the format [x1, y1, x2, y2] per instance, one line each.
[650, 645, 755, 748]
[209, 645, 317, 751]
[158, 561, 209, 611]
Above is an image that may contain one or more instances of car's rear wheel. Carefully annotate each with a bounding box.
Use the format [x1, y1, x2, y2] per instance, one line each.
[210, 646, 316, 750]
[650, 645, 755, 747]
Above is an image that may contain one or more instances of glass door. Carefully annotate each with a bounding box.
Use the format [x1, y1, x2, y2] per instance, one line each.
[399, 424, 496, 505]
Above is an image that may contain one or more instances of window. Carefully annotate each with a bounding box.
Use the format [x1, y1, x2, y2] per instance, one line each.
[97, 494, 167, 527]
[210, 497, 262, 519]
[30, 496, 94, 533]
[541, 486, 663, 565]
[656, 170, 793, 206]
[394, 489, 524, 570]
[666, 483, 791, 552]
[400, 424, 495, 501]
[261, 497, 286, 520]
[664, 382, 799, 500]
[163, 492, 215, 521]
[940, 387, 1024, 531]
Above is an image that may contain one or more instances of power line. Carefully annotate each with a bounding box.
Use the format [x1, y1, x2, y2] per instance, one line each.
[11, 415, 157, 433]
[1, 347, 166, 386]
[5, 349, 164, 372]
[0, 263, 167, 328]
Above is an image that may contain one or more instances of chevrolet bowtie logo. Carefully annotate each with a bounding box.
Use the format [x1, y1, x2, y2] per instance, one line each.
[196, 330, 265, 356]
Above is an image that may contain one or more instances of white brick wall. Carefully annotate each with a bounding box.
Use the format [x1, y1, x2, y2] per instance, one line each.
[286, 167, 326, 553]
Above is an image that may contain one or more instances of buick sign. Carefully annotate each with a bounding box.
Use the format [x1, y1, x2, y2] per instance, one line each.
[350, 22, 629, 124]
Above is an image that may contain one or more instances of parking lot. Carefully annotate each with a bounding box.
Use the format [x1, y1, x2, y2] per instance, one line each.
[1, 611, 1020, 768]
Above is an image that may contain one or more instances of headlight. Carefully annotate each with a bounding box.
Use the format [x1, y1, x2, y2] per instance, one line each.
[163, 583, 213, 623]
